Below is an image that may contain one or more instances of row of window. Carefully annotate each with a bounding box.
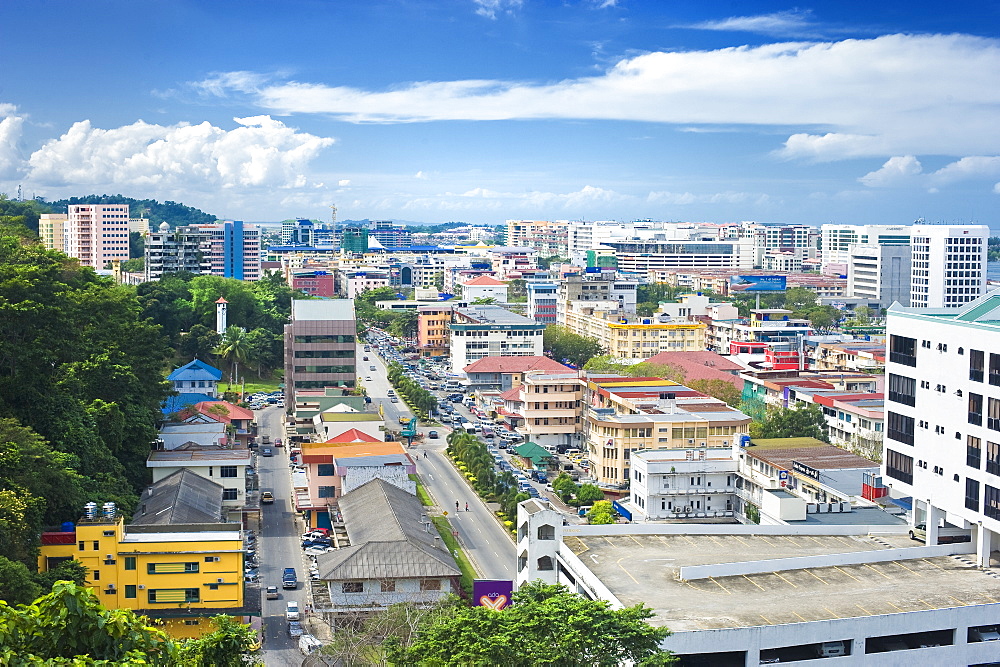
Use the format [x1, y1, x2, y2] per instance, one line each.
[341, 579, 442, 593]
[293, 335, 356, 343]
[294, 365, 356, 374]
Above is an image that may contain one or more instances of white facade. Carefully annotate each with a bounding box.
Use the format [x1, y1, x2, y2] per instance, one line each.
[820, 224, 911, 273]
[885, 292, 1000, 567]
[909, 224, 988, 308]
[65, 204, 131, 269]
[448, 306, 545, 373]
[629, 449, 738, 520]
[847, 243, 911, 307]
[460, 277, 508, 302]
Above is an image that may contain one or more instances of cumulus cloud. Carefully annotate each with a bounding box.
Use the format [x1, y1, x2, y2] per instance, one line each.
[473, 0, 523, 20]
[647, 190, 772, 205]
[338, 179, 351, 186]
[0, 105, 26, 178]
[930, 156, 1000, 185]
[195, 34, 1000, 162]
[682, 10, 820, 38]
[858, 156, 923, 187]
[26, 115, 334, 190]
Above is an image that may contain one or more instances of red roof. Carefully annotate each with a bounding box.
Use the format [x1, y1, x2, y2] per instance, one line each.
[215, 297, 228, 303]
[500, 387, 522, 401]
[462, 275, 507, 286]
[181, 401, 253, 423]
[325, 428, 384, 443]
[464, 356, 572, 374]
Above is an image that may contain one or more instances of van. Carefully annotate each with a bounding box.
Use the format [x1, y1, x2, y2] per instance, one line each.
[462, 421, 477, 433]
[815, 641, 846, 657]
[565, 448, 582, 456]
[971, 626, 1000, 641]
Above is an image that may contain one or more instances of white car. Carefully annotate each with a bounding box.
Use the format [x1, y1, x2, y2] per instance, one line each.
[286, 600, 300, 621]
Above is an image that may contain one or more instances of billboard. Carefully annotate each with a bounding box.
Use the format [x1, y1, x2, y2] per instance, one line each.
[729, 275, 787, 292]
[472, 579, 513, 610]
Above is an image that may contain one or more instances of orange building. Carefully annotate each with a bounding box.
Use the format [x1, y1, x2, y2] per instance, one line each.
[417, 304, 453, 357]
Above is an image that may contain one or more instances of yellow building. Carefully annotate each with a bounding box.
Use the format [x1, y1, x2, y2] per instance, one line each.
[38, 213, 68, 252]
[563, 303, 707, 359]
[38, 470, 252, 639]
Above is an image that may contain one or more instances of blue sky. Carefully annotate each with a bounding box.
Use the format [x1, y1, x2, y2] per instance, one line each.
[2, 1, 999, 227]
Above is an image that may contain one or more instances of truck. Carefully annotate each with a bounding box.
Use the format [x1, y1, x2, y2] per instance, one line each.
[908, 523, 971, 544]
[282, 567, 298, 589]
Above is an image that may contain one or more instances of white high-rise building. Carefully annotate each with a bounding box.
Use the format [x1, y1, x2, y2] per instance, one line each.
[847, 243, 912, 307]
[64, 204, 132, 269]
[885, 291, 1000, 568]
[908, 224, 988, 308]
[820, 224, 911, 273]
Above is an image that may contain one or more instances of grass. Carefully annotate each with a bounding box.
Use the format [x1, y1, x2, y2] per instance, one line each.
[431, 515, 476, 595]
[409, 474, 433, 506]
[230, 378, 282, 395]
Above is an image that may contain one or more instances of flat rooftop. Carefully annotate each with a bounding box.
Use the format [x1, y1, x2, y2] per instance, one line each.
[292, 299, 356, 321]
[567, 533, 1000, 633]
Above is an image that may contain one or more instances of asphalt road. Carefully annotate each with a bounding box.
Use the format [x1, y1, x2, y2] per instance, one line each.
[365, 342, 516, 581]
[256, 405, 305, 667]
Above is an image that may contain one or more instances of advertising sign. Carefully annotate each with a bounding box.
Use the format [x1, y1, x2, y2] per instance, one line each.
[729, 275, 787, 292]
[792, 460, 821, 481]
[472, 580, 513, 610]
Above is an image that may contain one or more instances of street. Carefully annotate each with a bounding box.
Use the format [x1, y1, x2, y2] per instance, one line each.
[363, 344, 516, 580]
[256, 405, 304, 667]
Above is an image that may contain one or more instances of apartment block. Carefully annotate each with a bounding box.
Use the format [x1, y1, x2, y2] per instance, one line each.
[526, 281, 558, 324]
[500, 371, 584, 449]
[563, 305, 707, 359]
[417, 304, 453, 357]
[64, 204, 131, 269]
[505, 220, 569, 256]
[909, 224, 988, 308]
[448, 305, 545, 373]
[847, 243, 911, 307]
[820, 224, 912, 273]
[38, 213, 67, 252]
[284, 299, 357, 404]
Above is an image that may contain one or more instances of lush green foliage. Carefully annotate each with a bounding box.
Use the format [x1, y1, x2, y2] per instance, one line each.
[550, 473, 605, 507]
[386, 363, 438, 419]
[42, 195, 217, 228]
[635, 283, 688, 316]
[445, 429, 527, 520]
[583, 357, 741, 406]
[354, 287, 419, 337]
[543, 325, 604, 368]
[386, 581, 675, 666]
[751, 403, 830, 443]
[0, 195, 50, 233]
[588, 499, 616, 524]
[177, 615, 261, 666]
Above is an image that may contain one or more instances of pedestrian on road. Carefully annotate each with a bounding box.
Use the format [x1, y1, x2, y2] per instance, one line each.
[465, 502, 469, 512]
[456, 500, 460, 511]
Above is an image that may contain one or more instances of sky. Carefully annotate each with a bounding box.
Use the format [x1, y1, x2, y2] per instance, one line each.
[2, 1, 1000, 227]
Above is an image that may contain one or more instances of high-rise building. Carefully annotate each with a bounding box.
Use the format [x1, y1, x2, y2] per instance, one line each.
[341, 225, 369, 254]
[884, 291, 1000, 567]
[38, 213, 67, 252]
[820, 224, 912, 274]
[144, 221, 261, 282]
[908, 224, 988, 308]
[144, 223, 207, 281]
[448, 305, 545, 373]
[847, 243, 912, 307]
[284, 299, 357, 404]
[369, 220, 412, 249]
[64, 204, 131, 269]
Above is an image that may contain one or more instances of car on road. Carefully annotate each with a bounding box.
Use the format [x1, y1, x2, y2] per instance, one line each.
[265, 585, 279, 599]
[286, 600, 300, 620]
[282, 568, 298, 589]
[261, 491, 275, 504]
[287, 621, 304, 638]
[261, 448, 273, 457]
[363, 356, 369, 360]
[370, 365, 377, 371]
[366, 376, 372, 381]
[390, 397, 399, 403]
[428, 430, 439, 439]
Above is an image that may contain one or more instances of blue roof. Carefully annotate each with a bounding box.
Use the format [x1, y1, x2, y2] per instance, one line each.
[162, 393, 218, 415]
[167, 359, 223, 382]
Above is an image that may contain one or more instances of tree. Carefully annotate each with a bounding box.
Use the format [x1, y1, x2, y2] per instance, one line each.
[753, 404, 829, 443]
[543, 325, 604, 368]
[214, 326, 250, 387]
[177, 324, 222, 361]
[576, 484, 605, 504]
[0, 581, 177, 665]
[784, 286, 819, 314]
[387, 308, 419, 338]
[471, 297, 498, 305]
[128, 231, 145, 259]
[588, 500, 615, 525]
[386, 581, 675, 666]
[119, 257, 144, 273]
[0, 556, 41, 606]
[583, 356, 687, 383]
[243, 328, 283, 378]
[178, 615, 261, 666]
[687, 378, 742, 407]
[808, 305, 841, 332]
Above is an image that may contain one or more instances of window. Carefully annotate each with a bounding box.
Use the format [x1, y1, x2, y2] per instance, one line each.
[92, 570, 100, 581]
[537, 556, 554, 571]
[148, 589, 199, 603]
[78, 541, 85, 551]
[887, 412, 915, 445]
[537, 524, 555, 540]
[969, 436, 982, 469]
[222, 488, 238, 501]
[969, 393, 984, 426]
[889, 335, 917, 366]
[885, 449, 914, 485]
[380, 580, 396, 592]
[148, 562, 199, 574]
[294, 335, 355, 344]
[219, 466, 238, 478]
[887, 374, 916, 407]
[966, 478, 981, 512]
[318, 486, 335, 498]
[987, 485, 1000, 521]
[342, 582, 364, 593]
[317, 464, 335, 477]
[420, 579, 442, 591]
[988, 442, 1000, 477]
[990, 398, 1000, 431]
[991, 353, 1000, 386]
[124, 585, 136, 599]
[93, 541, 99, 550]
[124, 556, 136, 570]
[971, 349, 985, 382]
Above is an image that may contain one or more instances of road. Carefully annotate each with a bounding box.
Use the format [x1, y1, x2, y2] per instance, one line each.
[364, 343, 516, 581]
[256, 405, 304, 667]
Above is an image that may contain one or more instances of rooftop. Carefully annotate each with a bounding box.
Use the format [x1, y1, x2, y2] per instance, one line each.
[746, 437, 879, 470]
[462, 275, 507, 286]
[292, 298, 356, 321]
[167, 359, 223, 382]
[131, 469, 224, 526]
[147, 449, 252, 464]
[464, 356, 572, 374]
[568, 531, 1000, 633]
[453, 305, 538, 325]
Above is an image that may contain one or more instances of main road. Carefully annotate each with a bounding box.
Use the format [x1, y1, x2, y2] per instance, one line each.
[363, 343, 516, 581]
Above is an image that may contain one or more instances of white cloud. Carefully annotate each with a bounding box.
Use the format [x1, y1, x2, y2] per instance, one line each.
[858, 156, 923, 187]
[414, 171, 427, 180]
[26, 115, 334, 190]
[0, 105, 26, 178]
[930, 156, 1000, 185]
[682, 10, 820, 37]
[197, 34, 1000, 161]
[338, 179, 351, 186]
[647, 190, 771, 205]
[473, 0, 523, 20]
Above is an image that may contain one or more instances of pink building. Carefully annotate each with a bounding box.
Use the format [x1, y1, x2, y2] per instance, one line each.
[65, 204, 131, 269]
[292, 270, 336, 297]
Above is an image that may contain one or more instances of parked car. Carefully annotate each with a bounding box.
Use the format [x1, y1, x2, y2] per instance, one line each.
[261, 491, 275, 504]
[266, 586, 279, 599]
[282, 568, 298, 589]
[287, 621, 304, 638]
[261, 448, 274, 457]
[286, 601, 300, 620]
[428, 430, 439, 439]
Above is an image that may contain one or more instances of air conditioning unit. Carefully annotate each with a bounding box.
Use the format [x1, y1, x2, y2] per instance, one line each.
[217, 578, 225, 583]
[138, 585, 146, 589]
[213, 556, 221, 562]
[106, 583, 116, 590]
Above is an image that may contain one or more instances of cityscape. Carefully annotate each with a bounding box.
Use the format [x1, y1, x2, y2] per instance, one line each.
[2, 1, 1000, 666]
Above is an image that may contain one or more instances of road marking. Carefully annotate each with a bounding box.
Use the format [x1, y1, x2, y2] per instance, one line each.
[709, 577, 731, 594]
[759, 614, 773, 625]
[804, 569, 829, 585]
[773, 572, 797, 588]
[893, 560, 923, 577]
[919, 599, 935, 609]
[743, 574, 766, 591]
[921, 558, 947, 571]
[616, 558, 640, 584]
[855, 603, 873, 615]
[886, 601, 906, 613]
[792, 611, 809, 623]
[833, 566, 862, 583]
[864, 564, 890, 579]
[823, 607, 842, 619]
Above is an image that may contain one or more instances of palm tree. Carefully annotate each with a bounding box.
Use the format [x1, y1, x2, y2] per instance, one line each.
[214, 325, 249, 389]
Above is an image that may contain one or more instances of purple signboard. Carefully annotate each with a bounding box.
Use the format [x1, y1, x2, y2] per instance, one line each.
[472, 579, 514, 610]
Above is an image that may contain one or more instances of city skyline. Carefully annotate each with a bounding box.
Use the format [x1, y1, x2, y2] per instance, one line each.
[2, 1, 999, 226]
